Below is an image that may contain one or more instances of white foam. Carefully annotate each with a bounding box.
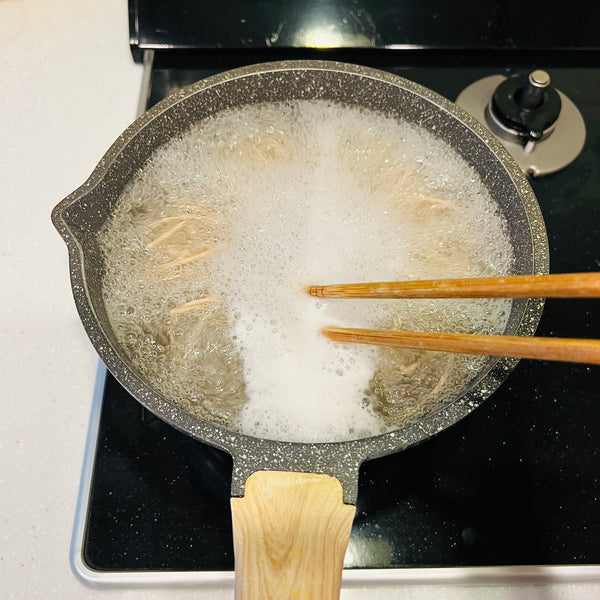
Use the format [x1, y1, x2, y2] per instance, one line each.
[208, 156, 394, 441]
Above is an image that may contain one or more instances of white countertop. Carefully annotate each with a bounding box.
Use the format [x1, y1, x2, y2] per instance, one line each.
[1, 0, 598, 598]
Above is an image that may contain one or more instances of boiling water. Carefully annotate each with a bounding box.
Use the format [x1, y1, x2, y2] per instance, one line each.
[100, 99, 514, 443]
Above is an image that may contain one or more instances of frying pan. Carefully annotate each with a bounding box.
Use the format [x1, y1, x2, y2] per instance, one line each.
[52, 61, 548, 598]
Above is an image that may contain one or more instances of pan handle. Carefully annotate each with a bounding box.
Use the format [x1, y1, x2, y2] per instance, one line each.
[230, 470, 355, 599]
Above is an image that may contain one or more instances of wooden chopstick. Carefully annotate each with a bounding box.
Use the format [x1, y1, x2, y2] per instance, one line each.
[322, 327, 600, 365]
[306, 273, 600, 299]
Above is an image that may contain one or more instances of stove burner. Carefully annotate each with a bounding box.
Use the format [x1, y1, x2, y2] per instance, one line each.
[456, 71, 586, 176]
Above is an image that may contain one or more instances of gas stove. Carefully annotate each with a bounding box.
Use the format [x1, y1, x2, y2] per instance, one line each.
[71, 0, 600, 588]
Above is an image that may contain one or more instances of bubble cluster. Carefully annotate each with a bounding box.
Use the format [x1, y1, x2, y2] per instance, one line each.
[99, 99, 514, 442]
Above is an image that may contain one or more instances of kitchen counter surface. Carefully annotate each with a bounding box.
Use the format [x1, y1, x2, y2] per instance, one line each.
[1, 1, 598, 598]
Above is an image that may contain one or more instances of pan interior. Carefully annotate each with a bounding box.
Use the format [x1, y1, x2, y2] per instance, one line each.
[56, 62, 546, 452]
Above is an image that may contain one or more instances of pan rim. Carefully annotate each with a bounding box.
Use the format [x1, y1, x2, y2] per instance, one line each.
[52, 60, 549, 502]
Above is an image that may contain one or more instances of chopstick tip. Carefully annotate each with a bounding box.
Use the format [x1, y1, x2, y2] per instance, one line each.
[305, 285, 325, 298]
[321, 326, 342, 341]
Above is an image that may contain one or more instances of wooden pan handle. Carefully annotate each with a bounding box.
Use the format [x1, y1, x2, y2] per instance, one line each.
[230, 471, 356, 600]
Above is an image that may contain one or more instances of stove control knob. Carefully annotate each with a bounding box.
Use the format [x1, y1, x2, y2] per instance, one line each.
[488, 70, 562, 148]
[518, 70, 551, 109]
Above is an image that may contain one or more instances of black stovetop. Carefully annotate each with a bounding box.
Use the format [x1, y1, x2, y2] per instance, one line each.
[79, 57, 600, 573]
[128, 0, 600, 59]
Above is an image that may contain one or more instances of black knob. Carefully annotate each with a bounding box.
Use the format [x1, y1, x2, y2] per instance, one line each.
[489, 70, 561, 145]
[517, 70, 551, 110]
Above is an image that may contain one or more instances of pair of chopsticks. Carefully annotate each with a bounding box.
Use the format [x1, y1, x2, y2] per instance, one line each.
[305, 273, 600, 365]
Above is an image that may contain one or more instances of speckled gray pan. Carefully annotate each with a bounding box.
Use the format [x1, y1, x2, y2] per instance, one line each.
[52, 60, 548, 504]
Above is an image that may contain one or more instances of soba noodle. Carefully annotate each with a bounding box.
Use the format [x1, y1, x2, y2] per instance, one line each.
[99, 99, 514, 443]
